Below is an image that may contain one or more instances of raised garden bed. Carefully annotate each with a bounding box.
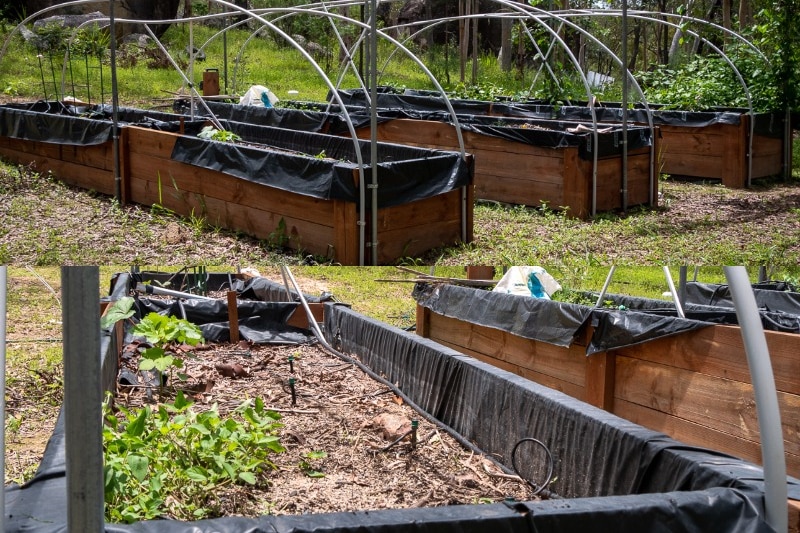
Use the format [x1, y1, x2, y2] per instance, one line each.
[413, 282, 800, 482]
[0, 102, 474, 265]
[336, 89, 788, 189]
[4, 270, 799, 532]
[204, 99, 658, 218]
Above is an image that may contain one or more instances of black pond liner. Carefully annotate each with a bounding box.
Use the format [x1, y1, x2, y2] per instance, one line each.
[5, 272, 800, 532]
[331, 87, 786, 137]
[0, 102, 472, 209]
[201, 99, 655, 161]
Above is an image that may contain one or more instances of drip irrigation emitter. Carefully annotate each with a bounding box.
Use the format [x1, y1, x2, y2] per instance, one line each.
[289, 377, 297, 406]
[511, 437, 557, 499]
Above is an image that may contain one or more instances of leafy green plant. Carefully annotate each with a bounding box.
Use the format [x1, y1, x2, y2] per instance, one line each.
[268, 217, 290, 248]
[101, 296, 136, 329]
[131, 312, 204, 388]
[103, 392, 285, 522]
[197, 126, 242, 143]
[299, 450, 327, 478]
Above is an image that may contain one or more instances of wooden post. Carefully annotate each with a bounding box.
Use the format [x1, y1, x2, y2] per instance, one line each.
[227, 291, 239, 343]
[416, 304, 431, 338]
[585, 351, 616, 411]
[62, 267, 104, 532]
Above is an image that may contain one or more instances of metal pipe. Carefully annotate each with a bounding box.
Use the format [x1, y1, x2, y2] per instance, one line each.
[594, 265, 616, 308]
[621, 0, 629, 212]
[134, 283, 213, 300]
[110, 0, 121, 203]
[678, 265, 687, 310]
[662, 266, 685, 318]
[0, 266, 6, 531]
[62, 266, 104, 532]
[368, 0, 378, 265]
[724, 266, 788, 533]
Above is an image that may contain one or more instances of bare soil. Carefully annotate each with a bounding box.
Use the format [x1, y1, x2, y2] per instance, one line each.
[115, 336, 534, 518]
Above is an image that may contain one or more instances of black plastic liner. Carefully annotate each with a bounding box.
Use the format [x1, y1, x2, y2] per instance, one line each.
[0, 102, 472, 209]
[323, 304, 799, 500]
[684, 281, 800, 316]
[6, 273, 799, 532]
[591, 291, 800, 334]
[413, 283, 712, 355]
[331, 88, 785, 136]
[135, 297, 317, 344]
[0, 101, 114, 145]
[171, 120, 472, 208]
[323, 91, 654, 159]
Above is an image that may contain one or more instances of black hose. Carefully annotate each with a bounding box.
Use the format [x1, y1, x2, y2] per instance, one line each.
[511, 437, 557, 498]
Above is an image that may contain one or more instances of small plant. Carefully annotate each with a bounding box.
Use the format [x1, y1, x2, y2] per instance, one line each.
[133, 312, 204, 385]
[197, 126, 241, 143]
[268, 217, 290, 248]
[299, 450, 327, 478]
[103, 392, 285, 522]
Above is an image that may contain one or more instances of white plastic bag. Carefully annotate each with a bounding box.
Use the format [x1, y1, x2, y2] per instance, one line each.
[239, 85, 279, 107]
[493, 266, 561, 299]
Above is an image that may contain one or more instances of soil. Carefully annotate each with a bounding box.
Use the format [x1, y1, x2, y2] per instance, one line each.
[114, 331, 535, 518]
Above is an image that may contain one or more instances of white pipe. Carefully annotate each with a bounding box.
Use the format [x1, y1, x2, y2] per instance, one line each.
[594, 265, 616, 308]
[134, 283, 213, 300]
[0, 265, 6, 531]
[724, 266, 788, 533]
[662, 266, 685, 318]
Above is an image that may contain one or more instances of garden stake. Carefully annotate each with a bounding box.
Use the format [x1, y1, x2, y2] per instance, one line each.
[37, 54, 48, 100]
[288, 354, 294, 373]
[411, 419, 418, 450]
[289, 377, 297, 406]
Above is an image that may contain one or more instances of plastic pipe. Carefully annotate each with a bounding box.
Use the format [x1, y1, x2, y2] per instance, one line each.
[724, 266, 788, 533]
[62, 267, 104, 531]
[662, 266, 685, 318]
[0, 266, 6, 531]
[134, 283, 213, 300]
[594, 265, 616, 308]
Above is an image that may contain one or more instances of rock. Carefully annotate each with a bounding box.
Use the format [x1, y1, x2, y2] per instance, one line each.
[371, 412, 412, 441]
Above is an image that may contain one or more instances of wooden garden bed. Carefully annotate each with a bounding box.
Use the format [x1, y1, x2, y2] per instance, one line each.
[0, 103, 474, 265]
[415, 296, 800, 479]
[351, 116, 657, 218]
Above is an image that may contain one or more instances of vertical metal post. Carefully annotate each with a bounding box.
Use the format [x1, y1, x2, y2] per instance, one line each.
[62, 267, 104, 532]
[0, 266, 7, 532]
[663, 266, 685, 318]
[110, 0, 121, 204]
[678, 265, 687, 310]
[724, 266, 788, 533]
[620, 0, 629, 212]
[368, 0, 379, 265]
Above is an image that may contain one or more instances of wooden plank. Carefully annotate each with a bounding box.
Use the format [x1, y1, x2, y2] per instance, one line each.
[426, 312, 587, 390]
[127, 152, 338, 227]
[0, 149, 116, 195]
[119, 127, 131, 205]
[0, 137, 63, 159]
[332, 199, 358, 265]
[285, 302, 324, 329]
[59, 142, 113, 171]
[614, 397, 800, 478]
[612, 324, 800, 396]
[127, 177, 339, 257]
[614, 355, 800, 459]
[416, 304, 431, 338]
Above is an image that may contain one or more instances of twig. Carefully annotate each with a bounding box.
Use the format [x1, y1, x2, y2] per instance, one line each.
[25, 266, 61, 306]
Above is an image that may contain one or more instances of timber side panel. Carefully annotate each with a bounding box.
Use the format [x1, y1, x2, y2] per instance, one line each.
[363, 119, 651, 215]
[59, 142, 113, 172]
[592, 147, 655, 212]
[127, 177, 338, 257]
[373, 188, 468, 264]
[611, 324, 800, 395]
[751, 133, 785, 178]
[614, 355, 800, 477]
[332, 199, 359, 265]
[422, 311, 588, 400]
[0, 141, 115, 195]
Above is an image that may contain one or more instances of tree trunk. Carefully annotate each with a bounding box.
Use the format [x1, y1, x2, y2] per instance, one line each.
[738, 0, 753, 29]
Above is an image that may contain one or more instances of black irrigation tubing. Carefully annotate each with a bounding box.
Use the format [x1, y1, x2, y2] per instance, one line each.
[511, 437, 558, 499]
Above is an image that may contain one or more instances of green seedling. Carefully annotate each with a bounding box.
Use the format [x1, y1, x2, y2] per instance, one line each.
[299, 450, 327, 478]
[197, 125, 241, 143]
[131, 312, 204, 391]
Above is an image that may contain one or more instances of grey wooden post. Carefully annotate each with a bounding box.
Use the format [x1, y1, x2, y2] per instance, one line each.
[62, 266, 104, 532]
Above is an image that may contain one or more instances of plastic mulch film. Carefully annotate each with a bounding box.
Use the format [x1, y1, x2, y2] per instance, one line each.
[684, 281, 800, 316]
[413, 283, 713, 355]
